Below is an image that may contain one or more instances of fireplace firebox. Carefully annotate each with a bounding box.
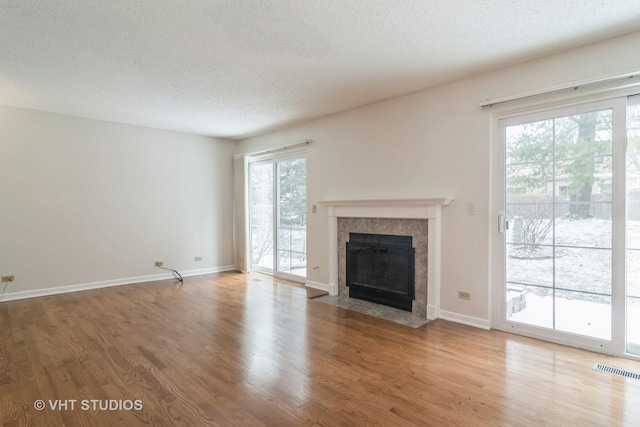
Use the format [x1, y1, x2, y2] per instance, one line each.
[346, 232, 415, 311]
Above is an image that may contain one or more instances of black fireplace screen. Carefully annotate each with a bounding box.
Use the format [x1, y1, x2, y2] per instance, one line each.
[346, 232, 415, 311]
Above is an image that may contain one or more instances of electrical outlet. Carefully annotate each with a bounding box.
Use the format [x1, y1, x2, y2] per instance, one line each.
[1, 275, 15, 283]
[155, 261, 163, 267]
[195, 256, 202, 262]
[458, 291, 471, 300]
[312, 204, 317, 213]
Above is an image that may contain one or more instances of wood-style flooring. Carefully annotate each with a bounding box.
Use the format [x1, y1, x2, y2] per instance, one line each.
[1, 272, 639, 426]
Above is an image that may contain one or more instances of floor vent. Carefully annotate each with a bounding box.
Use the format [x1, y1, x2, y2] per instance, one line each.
[593, 363, 640, 381]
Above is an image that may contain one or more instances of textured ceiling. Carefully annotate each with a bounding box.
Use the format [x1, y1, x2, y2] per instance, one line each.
[2, 1, 640, 140]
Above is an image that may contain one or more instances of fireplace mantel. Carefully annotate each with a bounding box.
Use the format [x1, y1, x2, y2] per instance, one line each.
[318, 197, 454, 207]
[318, 197, 453, 320]
[319, 197, 453, 206]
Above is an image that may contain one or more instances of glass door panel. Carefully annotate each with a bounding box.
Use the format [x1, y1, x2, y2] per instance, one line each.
[276, 157, 307, 278]
[249, 161, 274, 272]
[627, 95, 640, 354]
[504, 108, 613, 341]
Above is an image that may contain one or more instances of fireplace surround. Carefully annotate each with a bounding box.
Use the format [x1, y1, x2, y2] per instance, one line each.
[339, 218, 427, 315]
[318, 198, 453, 320]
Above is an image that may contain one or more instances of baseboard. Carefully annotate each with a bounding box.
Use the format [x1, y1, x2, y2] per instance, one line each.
[305, 280, 331, 293]
[427, 304, 438, 321]
[0, 265, 236, 303]
[181, 265, 236, 277]
[438, 310, 491, 330]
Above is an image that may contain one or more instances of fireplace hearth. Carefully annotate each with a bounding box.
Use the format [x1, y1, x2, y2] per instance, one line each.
[346, 233, 415, 311]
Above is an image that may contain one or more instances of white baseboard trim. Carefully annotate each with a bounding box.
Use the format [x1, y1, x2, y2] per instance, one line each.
[438, 310, 491, 330]
[305, 280, 331, 293]
[427, 304, 438, 321]
[0, 265, 237, 303]
[181, 265, 237, 277]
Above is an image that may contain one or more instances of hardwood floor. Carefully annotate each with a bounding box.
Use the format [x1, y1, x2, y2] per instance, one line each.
[1, 272, 639, 426]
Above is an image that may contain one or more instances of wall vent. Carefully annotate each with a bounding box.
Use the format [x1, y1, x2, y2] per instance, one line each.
[592, 363, 640, 381]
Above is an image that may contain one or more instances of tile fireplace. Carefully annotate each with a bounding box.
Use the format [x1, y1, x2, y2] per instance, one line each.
[318, 198, 453, 320]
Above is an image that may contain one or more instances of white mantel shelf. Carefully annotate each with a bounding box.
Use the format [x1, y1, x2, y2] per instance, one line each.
[318, 197, 454, 321]
[318, 197, 454, 207]
[318, 197, 454, 221]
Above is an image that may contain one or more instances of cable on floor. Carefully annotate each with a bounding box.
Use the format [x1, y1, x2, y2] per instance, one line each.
[0, 282, 9, 303]
[157, 266, 183, 282]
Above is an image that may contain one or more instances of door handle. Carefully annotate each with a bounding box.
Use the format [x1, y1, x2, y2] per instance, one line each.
[498, 214, 506, 234]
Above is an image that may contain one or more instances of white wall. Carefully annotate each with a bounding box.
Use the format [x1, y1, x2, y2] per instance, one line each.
[236, 31, 640, 326]
[0, 106, 235, 297]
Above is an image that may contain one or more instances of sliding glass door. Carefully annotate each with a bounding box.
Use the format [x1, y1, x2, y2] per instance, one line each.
[496, 95, 640, 356]
[249, 154, 307, 281]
